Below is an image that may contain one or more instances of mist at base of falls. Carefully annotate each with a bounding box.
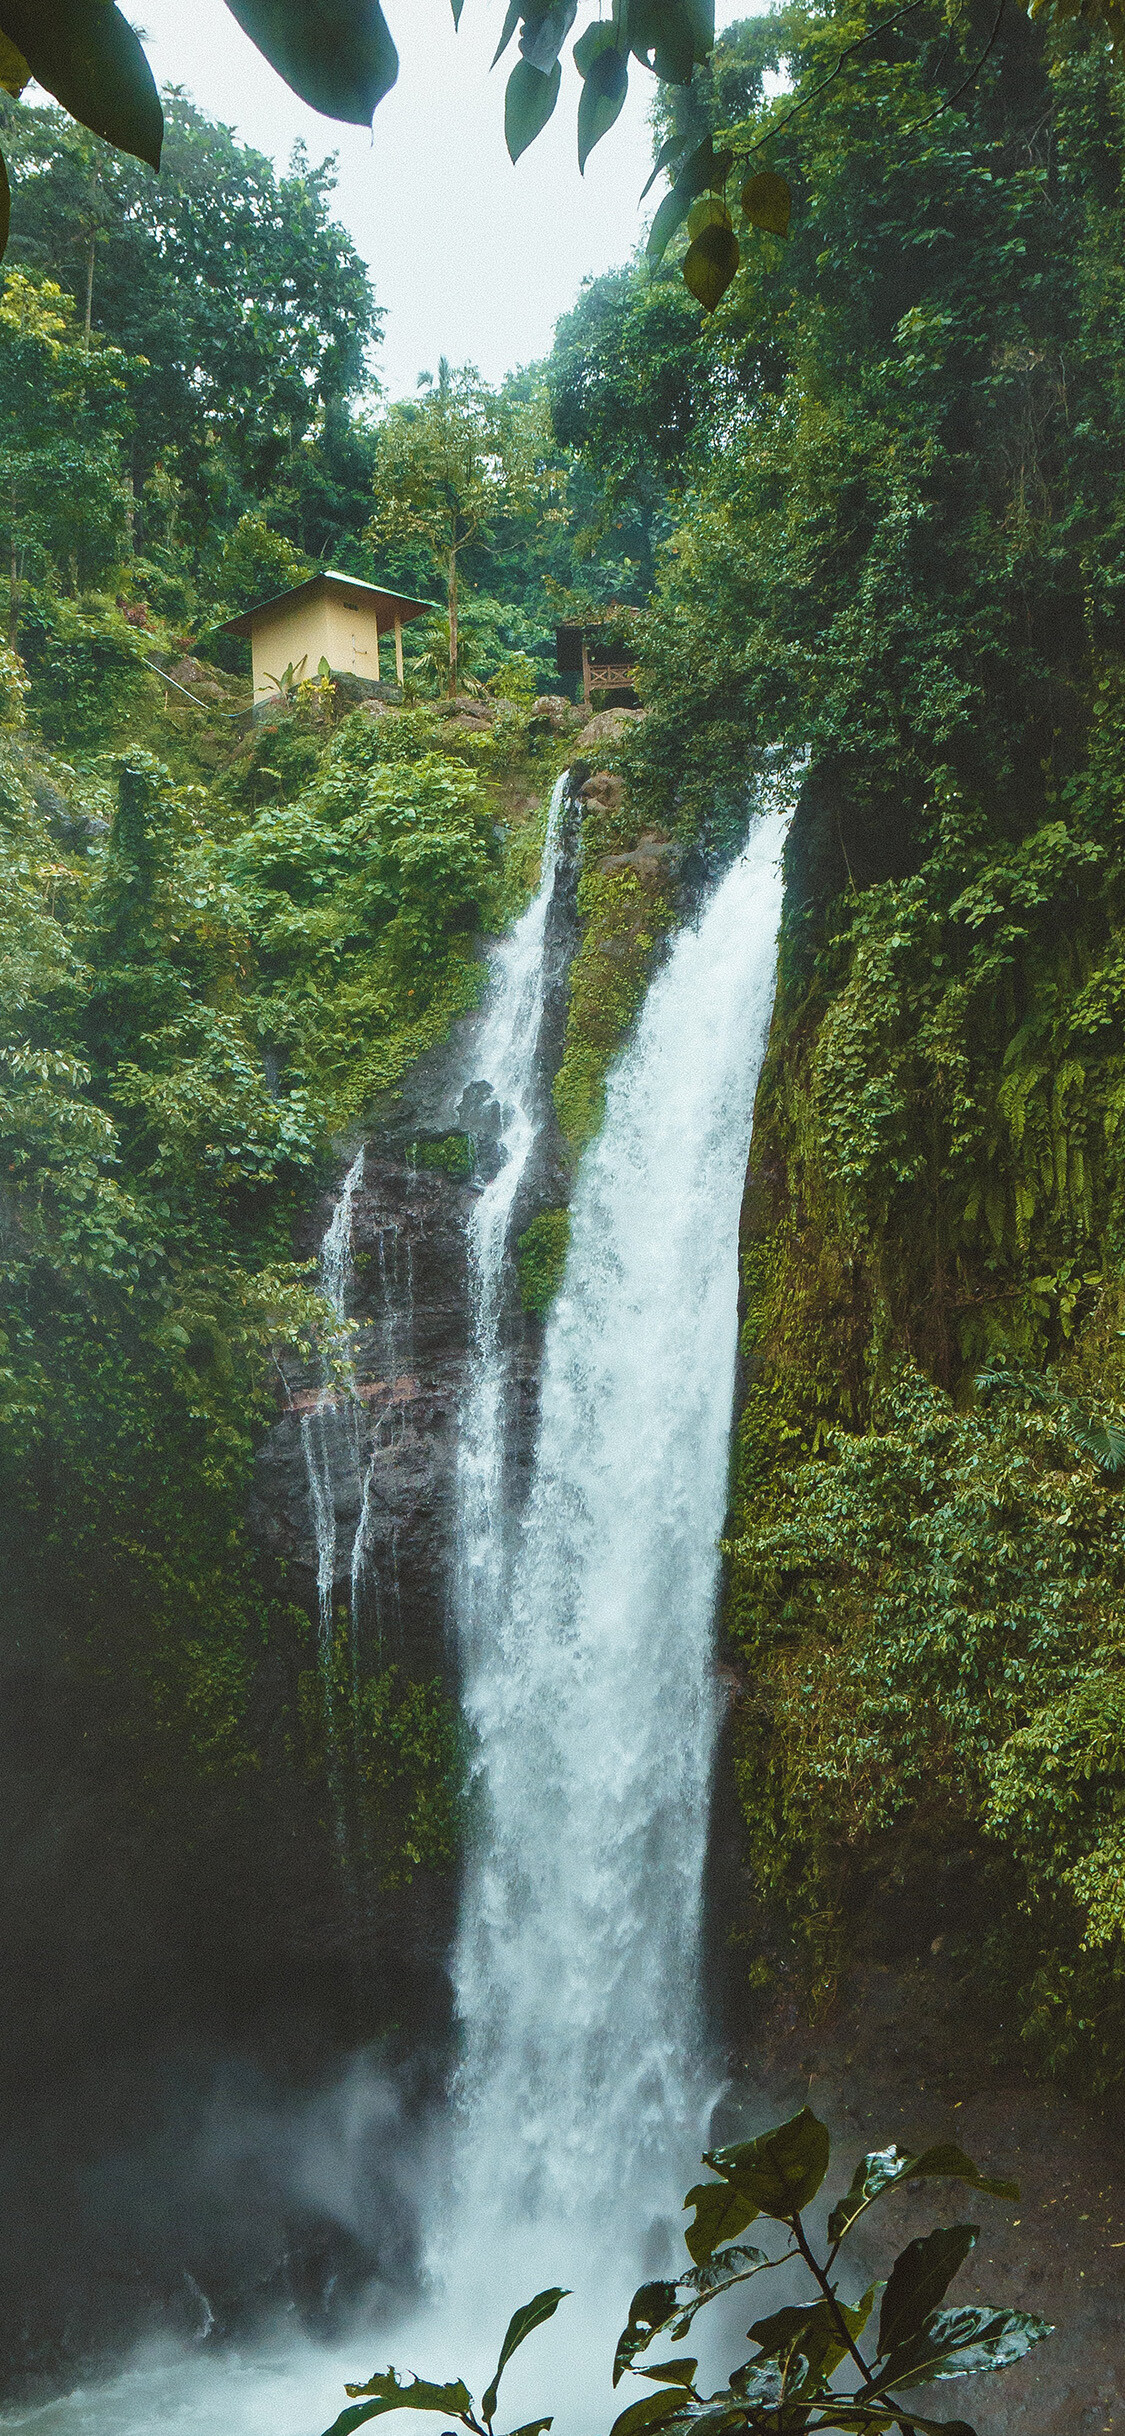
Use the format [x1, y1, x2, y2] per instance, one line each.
[6, 792, 789, 2436]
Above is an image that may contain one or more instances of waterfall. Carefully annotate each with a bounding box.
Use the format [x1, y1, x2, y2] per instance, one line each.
[448, 796, 788, 2287]
[301, 1146, 366, 1647]
[455, 770, 568, 1667]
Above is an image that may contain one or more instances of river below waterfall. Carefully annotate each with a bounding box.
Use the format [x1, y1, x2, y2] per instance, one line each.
[5, 794, 789, 2436]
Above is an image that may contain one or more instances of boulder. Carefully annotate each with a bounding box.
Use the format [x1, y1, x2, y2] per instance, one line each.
[532, 695, 584, 734]
[598, 830, 679, 885]
[579, 770, 626, 815]
[574, 706, 645, 751]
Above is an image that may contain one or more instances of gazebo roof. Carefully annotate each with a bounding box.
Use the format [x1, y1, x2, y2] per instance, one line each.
[219, 568, 440, 639]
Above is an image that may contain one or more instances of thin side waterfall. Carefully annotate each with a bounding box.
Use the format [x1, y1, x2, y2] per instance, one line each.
[455, 769, 568, 1665]
[301, 1145, 366, 1647]
[447, 797, 789, 2295]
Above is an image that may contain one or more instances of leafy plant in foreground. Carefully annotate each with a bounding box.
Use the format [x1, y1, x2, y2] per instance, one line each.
[323, 2283, 568, 2436]
[320, 2111, 1051, 2436]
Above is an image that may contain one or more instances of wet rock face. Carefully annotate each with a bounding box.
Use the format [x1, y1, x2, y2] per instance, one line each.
[249, 780, 586, 1674]
[250, 1152, 475, 1674]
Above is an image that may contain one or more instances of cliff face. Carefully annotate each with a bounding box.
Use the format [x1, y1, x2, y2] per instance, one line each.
[719, 772, 1125, 2100]
[251, 1148, 477, 1679]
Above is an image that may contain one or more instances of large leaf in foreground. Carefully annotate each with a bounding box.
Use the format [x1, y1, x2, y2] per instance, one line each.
[878, 2303, 1053, 2389]
[0, 0, 161, 165]
[223, 0, 398, 120]
[828, 2143, 1019, 2246]
[705, 2107, 832, 2220]
[481, 2288, 568, 2424]
[877, 2225, 978, 2358]
[323, 2370, 474, 2436]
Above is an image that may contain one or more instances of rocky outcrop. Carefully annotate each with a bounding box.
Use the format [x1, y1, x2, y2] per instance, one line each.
[251, 1149, 474, 1674]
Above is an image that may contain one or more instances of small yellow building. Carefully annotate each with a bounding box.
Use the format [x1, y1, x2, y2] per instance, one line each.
[221, 569, 437, 702]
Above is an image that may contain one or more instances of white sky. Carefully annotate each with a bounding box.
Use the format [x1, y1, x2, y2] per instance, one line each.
[95, 0, 759, 399]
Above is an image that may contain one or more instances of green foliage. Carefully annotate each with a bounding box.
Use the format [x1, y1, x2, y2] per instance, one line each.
[411, 1131, 474, 1177]
[554, 848, 673, 1152]
[516, 1207, 570, 1315]
[3, 91, 380, 579]
[326, 2284, 567, 2436]
[224, 719, 499, 1125]
[0, 705, 499, 2035]
[323, 2114, 1048, 2436]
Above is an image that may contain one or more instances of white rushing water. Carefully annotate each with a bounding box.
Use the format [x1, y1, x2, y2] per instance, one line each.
[300, 1145, 366, 1647]
[10, 780, 789, 2436]
[446, 795, 789, 2303]
[455, 769, 568, 1668]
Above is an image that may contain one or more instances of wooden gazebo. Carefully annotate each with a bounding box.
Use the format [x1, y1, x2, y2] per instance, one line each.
[555, 620, 638, 709]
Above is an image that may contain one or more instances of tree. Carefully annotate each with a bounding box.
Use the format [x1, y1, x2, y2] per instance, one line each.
[2, 95, 380, 530]
[368, 362, 540, 698]
[0, 266, 133, 639]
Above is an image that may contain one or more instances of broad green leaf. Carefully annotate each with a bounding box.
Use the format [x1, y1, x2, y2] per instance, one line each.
[506, 2422, 553, 2436]
[640, 130, 687, 202]
[481, 2288, 568, 2424]
[878, 2304, 1053, 2389]
[687, 195, 732, 240]
[222, 0, 398, 122]
[635, 2360, 698, 2389]
[626, 0, 713, 80]
[614, 2282, 679, 2385]
[746, 2283, 877, 2395]
[740, 169, 790, 236]
[683, 2178, 759, 2264]
[877, 2226, 978, 2360]
[616, 2246, 774, 2370]
[646, 136, 732, 264]
[0, 149, 8, 266]
[342, 2371, 475, 2410]
[322, 2390, 473, 2436]
[450, 0, 465, 21]
[827, 2143, 1019, 2246]
[683, 219, 739, 308]
[574, 27, 629, 170]
[1, 0, 162, 167]
[610, 2386, 694, 2436]
[0, 32, 28, 96]
[505, 57, 562, 160]
[705, 2108, 832, 2219]
[519, 0, 578, 75]
[491, 0, 523, 63]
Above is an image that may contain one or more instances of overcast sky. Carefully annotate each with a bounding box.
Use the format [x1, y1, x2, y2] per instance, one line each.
[113, 0, 756, 399]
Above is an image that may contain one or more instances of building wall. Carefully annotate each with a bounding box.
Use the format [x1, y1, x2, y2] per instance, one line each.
[249, 600, 332, 700]
[248, 595, 388, 699]
[320, 594, 384, 684]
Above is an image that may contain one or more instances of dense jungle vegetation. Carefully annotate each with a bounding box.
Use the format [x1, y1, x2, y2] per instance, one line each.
[7, 0, 1125, 2137]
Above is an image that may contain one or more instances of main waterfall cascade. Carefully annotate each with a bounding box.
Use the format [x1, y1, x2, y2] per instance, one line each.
[8, 783, 789, 2436]
[446, 796, 790, 2296]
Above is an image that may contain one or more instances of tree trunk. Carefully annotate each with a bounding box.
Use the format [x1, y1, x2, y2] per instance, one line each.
[448, 550, 458, 698]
